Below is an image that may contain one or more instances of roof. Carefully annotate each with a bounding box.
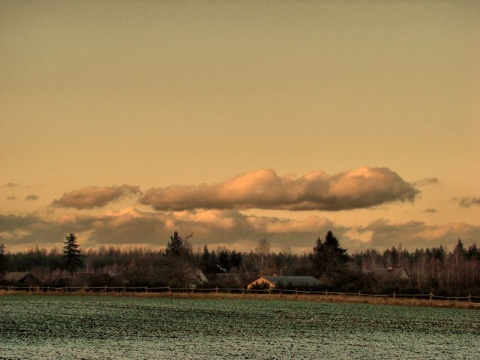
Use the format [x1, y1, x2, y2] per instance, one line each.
[195, 268, 208, 283]
[261, 276, 321, 287]
[363, 268, 409, 279]
[2, 272, 34, 282]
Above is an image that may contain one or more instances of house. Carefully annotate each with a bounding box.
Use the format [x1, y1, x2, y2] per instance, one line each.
[246, 275, 321, 290]
[363, 267, 410, 285]
[195, 268, 208, 284]
[71, 272, 120, 287]
[184, 268, 209, 288]
[211, 273, 243, 288]
[2, 272, 42, 286]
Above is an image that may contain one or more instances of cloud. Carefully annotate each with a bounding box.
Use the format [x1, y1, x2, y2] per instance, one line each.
[25, 194, 39, 201]
[453, 197, 480, 208]
[3, 182, 21, 187]
[358, 219, 480, 250]
[0, 209, 344, 253]
[140, 167, 419, 211]
[1, 210, 479, 254]
[413, 178, 440, 187]
[52, 185, 142, 209]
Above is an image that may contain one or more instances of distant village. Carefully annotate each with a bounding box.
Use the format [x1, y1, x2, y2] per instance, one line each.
[1, 231, 479, 298]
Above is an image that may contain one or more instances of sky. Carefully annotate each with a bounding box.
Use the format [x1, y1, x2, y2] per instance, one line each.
[1, 0, 479, 254]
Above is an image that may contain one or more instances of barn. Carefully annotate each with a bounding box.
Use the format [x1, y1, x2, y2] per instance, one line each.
[246, 275, 321, 290]
[2, 272, 42, 286]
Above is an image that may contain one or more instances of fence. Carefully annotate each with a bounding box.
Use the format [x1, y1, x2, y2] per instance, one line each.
[1, 285, 480, 304]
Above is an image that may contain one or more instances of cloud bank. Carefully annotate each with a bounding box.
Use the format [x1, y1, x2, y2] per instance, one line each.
[358, 219, 480, 250]
[1, 210, 479, 253]
[140, 167, 419, 211]
[52, 185, 142, 209]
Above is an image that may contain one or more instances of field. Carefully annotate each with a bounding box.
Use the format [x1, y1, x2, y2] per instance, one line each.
[1, 294, 479, 359]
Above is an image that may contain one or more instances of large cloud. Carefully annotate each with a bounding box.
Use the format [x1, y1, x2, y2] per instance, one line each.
[0, 209, 343, 253]
[1, 211, 479, 253]
[140, 167, 418, 211]
[52, 185, 142, 209]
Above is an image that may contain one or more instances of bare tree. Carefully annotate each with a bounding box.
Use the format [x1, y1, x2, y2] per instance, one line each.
[253, 238, 271, 276]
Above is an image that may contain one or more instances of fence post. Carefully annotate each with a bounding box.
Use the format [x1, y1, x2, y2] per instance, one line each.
[393, 291, 395, 300]
[215, 287, 218, 294]
[468, 294, 471, 303]
[104, 285, 108, 293]
[145, 286, 148, 293]
[325, 289, 328, 297]
[429, 292, 433, 303]
[65, 286, 68, 293]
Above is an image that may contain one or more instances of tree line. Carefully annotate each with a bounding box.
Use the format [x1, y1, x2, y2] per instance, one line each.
[1, 231, 479, 297]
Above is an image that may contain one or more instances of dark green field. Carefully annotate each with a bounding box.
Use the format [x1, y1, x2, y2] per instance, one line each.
[1, 295, 479, 359]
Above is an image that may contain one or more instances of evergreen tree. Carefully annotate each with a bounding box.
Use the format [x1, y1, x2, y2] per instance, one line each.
[200, 245, 213, 273]
[165, 231, 192, 257]
[63, 233, 83, 276]
[201, 245, 210, 263]
[311, 231, 348, 279]
[218, 250, 231, 272]
[230, 250, 243, 269]
[0, 243, 8, 275]
[209, 251, 218, 272]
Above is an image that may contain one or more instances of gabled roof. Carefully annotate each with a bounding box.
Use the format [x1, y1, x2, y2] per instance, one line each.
[261, 276, 321, 287]
[363, 268, 409, 280]
[195, 268, 208, 283]
[2, 272, 33, 282]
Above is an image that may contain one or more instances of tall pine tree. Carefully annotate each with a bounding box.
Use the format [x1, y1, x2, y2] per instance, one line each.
[63, 233, 83, 276]
[0, 243, 8, 275]
[311, 231, 348, 279]
[165, 231, 192, 257]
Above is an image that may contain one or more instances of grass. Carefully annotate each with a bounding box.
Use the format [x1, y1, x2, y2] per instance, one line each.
[1, 289, 479, 310]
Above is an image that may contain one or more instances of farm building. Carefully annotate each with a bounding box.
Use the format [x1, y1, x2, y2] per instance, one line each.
[186, 268, 209, 288]
[211, 273, 243, 288]
[246, 275, 321, 290]
[363, 267, 411, 288]
[2, 272, 42, 286]
[363, 267, 410, 281]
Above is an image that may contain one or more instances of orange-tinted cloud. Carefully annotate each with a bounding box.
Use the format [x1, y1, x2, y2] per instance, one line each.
[454, 197, 480, 208]
[25, 194, 39, 201]
[140, 167, 419, 211]
[358, 219, 480, 250]
[2, 210, 479, 253]
[413, 178, 440, 186]
[3, 182, 22, 187]
[52, 185, 142, 209]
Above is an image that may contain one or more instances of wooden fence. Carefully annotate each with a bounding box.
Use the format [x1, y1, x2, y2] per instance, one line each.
[1, 285, 480, 303]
